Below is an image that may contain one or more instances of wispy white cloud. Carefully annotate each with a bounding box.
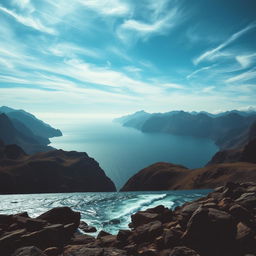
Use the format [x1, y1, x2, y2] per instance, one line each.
[48, 43, 101, 59]
[225, 68, 256, 83]
[78, 0, 131, 16]
[236, 53, 256, 68]
[186, 65, 216, 79]
[194, 22, 256, 65]
[0, 6, 55, 34]
[117, 1, 184, 43]
[201, 86, 215, 93]
[161, 83, 184, 89]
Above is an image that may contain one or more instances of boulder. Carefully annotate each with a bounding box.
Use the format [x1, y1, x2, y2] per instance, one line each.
[117, 230, 132, 241]
[12, 246, 46, 256]
[163, 227, 183, 248]
[235, 193, 256, 209]
[63, 246, 127, 256]
[97, 230, 111, 238]
[20, 224, 66, 249]
[169, 246, 200, 256]
[131, 212, 160, 228]
[183, 207, 237, 256]
[12, 216, 47, 232]
[133, 221, 162, 243]
[36, 207, 80, 231]
[43, 247, 60, 256]
[70, 234, 95, 245]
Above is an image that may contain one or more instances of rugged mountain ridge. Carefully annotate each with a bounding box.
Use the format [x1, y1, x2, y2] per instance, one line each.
[115, 110, 256, 149]
[0, 106, 62, 138]
[208, 121, 256, 164]
[0, 113, 54, 154]
[0, 141, 116, 193]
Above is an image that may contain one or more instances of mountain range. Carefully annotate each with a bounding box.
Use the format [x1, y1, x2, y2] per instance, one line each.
[0, 106, 62, 154]
[115, 109, 256, 150]
[120, 111, 256, 191]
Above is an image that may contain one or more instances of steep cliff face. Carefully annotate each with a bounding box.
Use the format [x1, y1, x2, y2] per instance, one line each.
[121, 161, 256, 191]
[0, 113, 53, 154]
[0, 143, 116, 194]
[120, 162, 188, 191]
[208, 121, 256, 165]
[0, 106, 62, 138]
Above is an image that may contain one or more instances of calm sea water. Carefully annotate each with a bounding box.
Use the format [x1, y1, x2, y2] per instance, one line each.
[50, 120, 218, 189]
[0, 190, 210, 235]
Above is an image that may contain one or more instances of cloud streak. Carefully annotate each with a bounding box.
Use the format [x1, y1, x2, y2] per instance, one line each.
[194, 22, 256, 65]
[0, 6, 55, 34]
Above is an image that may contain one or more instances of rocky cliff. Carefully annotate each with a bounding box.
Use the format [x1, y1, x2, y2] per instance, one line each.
[0, 114, 54, 154]
[121, 162, 256, 191]
[0, 142, 116, 194]
[208, 121, 256, 164]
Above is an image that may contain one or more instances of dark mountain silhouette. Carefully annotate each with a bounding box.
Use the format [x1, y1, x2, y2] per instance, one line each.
[0, 106, 62, 138]
[115, 110, 256, 149]
[0, 141, 116, 194]
[0, 113, 53, 154]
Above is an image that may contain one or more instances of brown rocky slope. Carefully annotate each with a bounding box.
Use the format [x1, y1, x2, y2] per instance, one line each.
[0, 142, 116, 193]
[1, 182, 256, 256]
[121, 162, 256, 191]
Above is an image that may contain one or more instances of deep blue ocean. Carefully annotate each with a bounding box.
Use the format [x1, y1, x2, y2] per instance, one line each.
[50, 120, 218, 189]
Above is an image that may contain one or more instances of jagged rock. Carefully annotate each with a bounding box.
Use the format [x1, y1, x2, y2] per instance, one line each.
[117, 230, 132, 241]
[183, 207, 237, 256]
[80, 225, 97, 233]
[12, 246, 46, 256]
[138, 247, 158, 256]
[36, 207, 80, 231]
[229, 204, 252, 223]
[63, 246, 104, 256]
[131, 212, 159, 228]
[63, 246, 127, 256]
[97, 230, 111, 238]
[70, 234, 95, 245]
[0, 229, 26, 253]
[169, 246, 200, 256]
[133, 221, 162, 243]
[43, 247, 60, 256]
[163, 227, 183, 248]
[236, 222, 253, 241]
[235, 193, 256, 209]
[98, 235, 117, 247]
[12, 216, 47, 232]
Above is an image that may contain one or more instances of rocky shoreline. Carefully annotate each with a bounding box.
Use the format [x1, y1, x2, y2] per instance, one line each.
[1, 182, 256, 256]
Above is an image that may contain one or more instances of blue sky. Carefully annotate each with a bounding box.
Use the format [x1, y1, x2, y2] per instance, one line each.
[0, 0, 256, 118]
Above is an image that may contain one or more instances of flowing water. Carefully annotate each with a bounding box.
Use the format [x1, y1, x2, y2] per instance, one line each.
[0, 190, 210, 235]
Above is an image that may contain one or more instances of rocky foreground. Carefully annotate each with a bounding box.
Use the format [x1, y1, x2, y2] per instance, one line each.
[1, 182, 256, 256]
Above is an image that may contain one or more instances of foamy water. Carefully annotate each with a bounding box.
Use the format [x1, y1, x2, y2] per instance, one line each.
[0, 190, 209, 235]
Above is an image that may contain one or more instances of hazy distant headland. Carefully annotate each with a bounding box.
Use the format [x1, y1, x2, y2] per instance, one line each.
[115, 109, 256, 150]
